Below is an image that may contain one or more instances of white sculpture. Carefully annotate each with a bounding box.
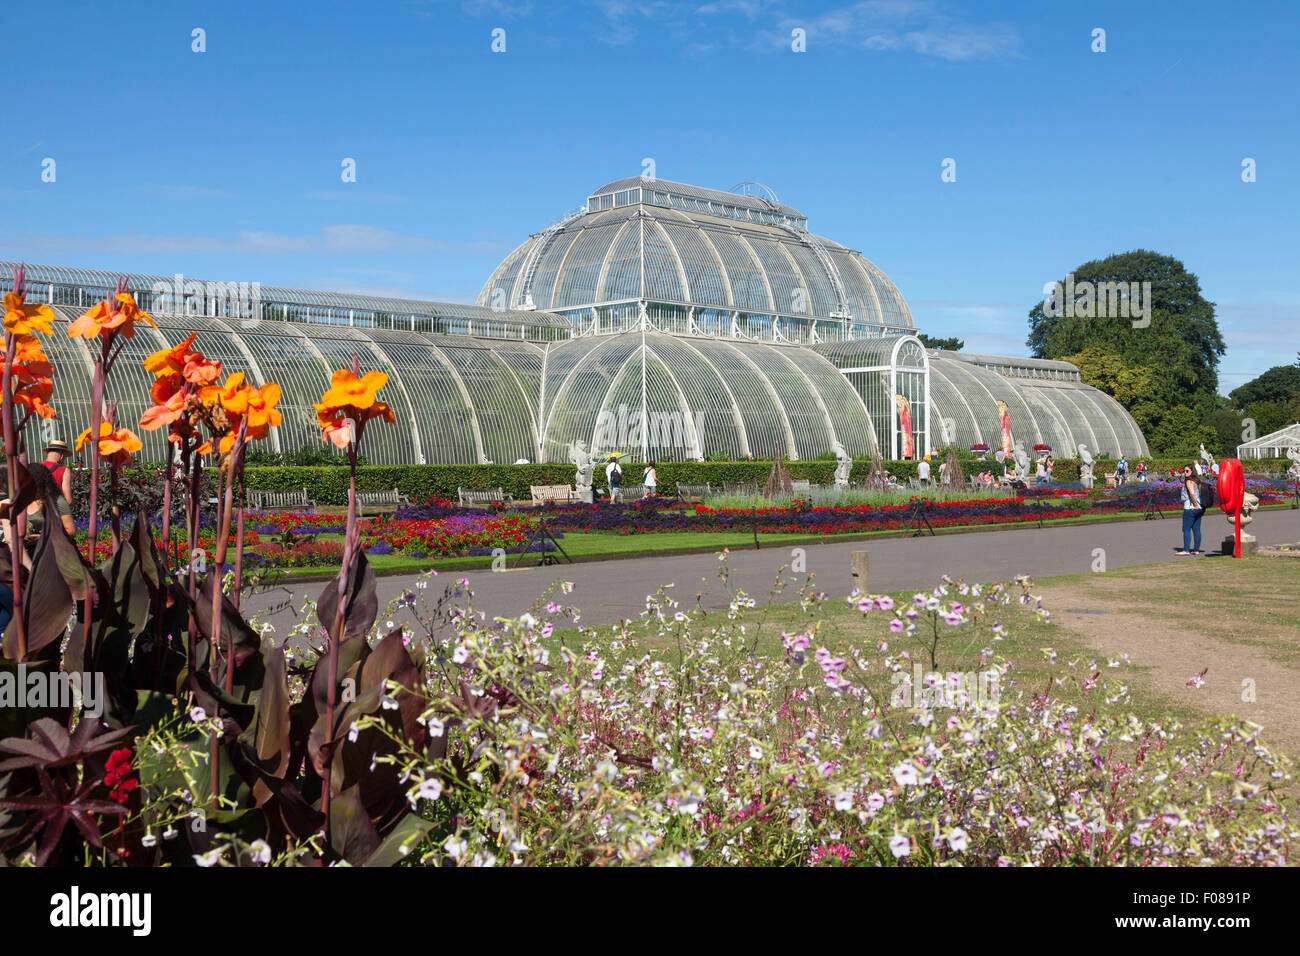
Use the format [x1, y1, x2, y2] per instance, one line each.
[832, 440, 852, 487]
[569, 440, 595, 494]
[1012, 441, 1030, 479]
[1199, 443, 1215, 474]
[1078, 444, 1095, 489]
[1286, 446, 1300, 470]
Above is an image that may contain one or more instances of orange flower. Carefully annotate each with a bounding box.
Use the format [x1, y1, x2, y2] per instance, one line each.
[183, 352, 222, 386]
[139, 390, 187, 431]
[200, 372, 248, 413]
[76, 422, 144, 467]
[13, 380, 56, 419]
[244, 382, 281, 430]
[3, 291, 55, 336]
[144, 332, 200, 377]
[316, 406, 353, 449]
[67, 291, 156, 340]
[317, 369, 387, 412]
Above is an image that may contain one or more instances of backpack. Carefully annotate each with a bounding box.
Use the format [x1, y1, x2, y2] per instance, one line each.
[1199, 479, 1215, 509]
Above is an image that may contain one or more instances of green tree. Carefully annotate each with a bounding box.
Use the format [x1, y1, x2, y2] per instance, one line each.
[1148, 405, 1217, 458]
[1027, 250, 1224, 408]
[1202, 407, 1245, 458]
[1057, 346, 1167, 435]
[1228, 363, 1300, 409]
[1242, 400, 1290, 438]
[917, 334, 964, 351]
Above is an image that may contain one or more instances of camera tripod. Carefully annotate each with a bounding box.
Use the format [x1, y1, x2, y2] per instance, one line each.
[909, 496, 935, 537]
[1140, 485, 1165, 520]
[512, 513, 572, 568]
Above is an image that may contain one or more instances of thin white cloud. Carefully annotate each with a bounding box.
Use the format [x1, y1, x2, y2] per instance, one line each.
[773, 1, 1022, 60]
[0, 226, 508, 258]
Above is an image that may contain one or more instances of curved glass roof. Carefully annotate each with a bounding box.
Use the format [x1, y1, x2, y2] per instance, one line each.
[478, 187, 914, 331]
[924, 350, 1148, 458]
[1, 261, 571, 337]
[538, 332, 878, 462]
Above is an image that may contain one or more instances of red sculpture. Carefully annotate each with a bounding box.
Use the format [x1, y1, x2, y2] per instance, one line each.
[1217, 458, 1245, 558]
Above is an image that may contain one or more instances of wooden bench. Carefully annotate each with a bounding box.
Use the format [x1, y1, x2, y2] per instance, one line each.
[457, 487, 515, 508]
[791, 479, 812, 495]
[676, 482, 712, 502]
[530, 483, 576, 506]
[356, 488, 411, 516]
[614, 483, 646, 500]
[247, 488, 316, 512]
[722, 481, 759, 496]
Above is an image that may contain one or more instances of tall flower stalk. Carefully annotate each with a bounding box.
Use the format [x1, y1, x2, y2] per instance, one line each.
[312, 361, 395, 824]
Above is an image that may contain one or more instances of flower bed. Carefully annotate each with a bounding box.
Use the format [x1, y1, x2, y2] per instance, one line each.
[360, 513, 534, 557]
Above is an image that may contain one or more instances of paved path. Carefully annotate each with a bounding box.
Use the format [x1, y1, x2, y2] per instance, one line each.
[241, 510, 1300, 634]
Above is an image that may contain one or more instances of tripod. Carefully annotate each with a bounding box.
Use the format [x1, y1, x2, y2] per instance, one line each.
[1140, 485, 1165, 520]
[512, 513, 572, 568]
[909, 497, 935, 537]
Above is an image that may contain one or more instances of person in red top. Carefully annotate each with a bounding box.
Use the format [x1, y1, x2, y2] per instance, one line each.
[42, 439, 73, 503]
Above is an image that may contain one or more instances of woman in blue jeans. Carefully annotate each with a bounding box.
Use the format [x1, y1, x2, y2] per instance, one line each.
[1176, 464, 1203, 555]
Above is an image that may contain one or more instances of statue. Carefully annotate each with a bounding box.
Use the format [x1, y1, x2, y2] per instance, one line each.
[832, 440, 852, 487]
[569, 440, 595, 501]
[1078, 444, 1095, 489]
[1199, 443, 1215, 475]
[1286, 446, 1300, 470]
[1227, 490, 1261, 552]
[1012, 441, 1029, 479]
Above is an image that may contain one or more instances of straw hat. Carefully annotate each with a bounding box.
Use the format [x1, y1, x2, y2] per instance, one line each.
[44, 439, 71, 456]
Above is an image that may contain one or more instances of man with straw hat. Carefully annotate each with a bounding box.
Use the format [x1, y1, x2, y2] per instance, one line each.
[42, 438, 73, 504]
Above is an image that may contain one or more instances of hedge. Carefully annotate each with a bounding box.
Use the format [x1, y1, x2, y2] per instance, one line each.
[240, 458, 1294, 506]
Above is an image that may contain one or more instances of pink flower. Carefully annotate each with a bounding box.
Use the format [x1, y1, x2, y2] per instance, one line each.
[889, 618, 904, 633]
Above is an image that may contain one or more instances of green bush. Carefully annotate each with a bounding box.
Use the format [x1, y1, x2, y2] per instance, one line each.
[236, 458, 1293, 506]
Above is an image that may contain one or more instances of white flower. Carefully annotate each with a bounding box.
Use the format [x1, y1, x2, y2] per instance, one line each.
[866, 792, 885, 811]
[452, 645, 469, 664]
[141, 832, 158, 848]
[417, 778, 443, 801]
[347, 721, 360, 742]
[676, 793, 701, 816]
[833, 791, 853, 811]
[947, 828, 968, 852]
[518, 612, 538, 630]
[427, 718, 445, 738]
[443, 836, 468, 859]
[249, 839, 272, 864]
[748, 745, 762, 760]
[189, 706, 207, 723]
[889, 834, 911, 858]
[194, 849, 222, 867]
[380, 694, 399, 710]
[892, 761, 919, 786]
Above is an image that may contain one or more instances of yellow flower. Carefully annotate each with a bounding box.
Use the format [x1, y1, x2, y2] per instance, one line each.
[3, 292, 55, 336]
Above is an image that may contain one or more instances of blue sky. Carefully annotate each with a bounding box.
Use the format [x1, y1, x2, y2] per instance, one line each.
[3, 0, 1297, 393]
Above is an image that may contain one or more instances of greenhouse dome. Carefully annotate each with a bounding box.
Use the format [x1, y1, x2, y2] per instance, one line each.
[478, 178, 915, 344]
[3, 177, 1153, 464]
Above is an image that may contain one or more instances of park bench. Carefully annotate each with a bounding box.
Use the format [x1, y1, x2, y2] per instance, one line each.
[676, 482, 712, 502]
[247, 488, 316, 512]
[614, 483, 645, 500]
[530, 483, 576, 505]
[791, 479, 812, 495]
[457, 487, 515, 508]
[722, 481, 759, 496]
[356, 488, 411, 516]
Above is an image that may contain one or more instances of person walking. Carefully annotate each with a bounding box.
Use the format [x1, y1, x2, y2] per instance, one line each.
[642, 460, 657, 499]
[605, 455, 623, 503]
[938, 459, 951, 487]
[1136, 460, 1146, 483]
[1035, 456, 1047, 488]
[916, 457, 931, 487]
[1176, 464, 1203, 555]
[1116, 455, 1128, 486]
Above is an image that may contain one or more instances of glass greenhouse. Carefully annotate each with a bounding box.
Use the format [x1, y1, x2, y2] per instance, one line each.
[2, 178, 1151, 465]
[1237, 422, 1300, 460]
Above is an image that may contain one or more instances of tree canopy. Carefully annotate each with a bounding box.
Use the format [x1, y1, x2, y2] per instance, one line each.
[917, 334, 964, 351]
[1229, 362, 1300, 409]
[1027, 250, 1224, 404]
